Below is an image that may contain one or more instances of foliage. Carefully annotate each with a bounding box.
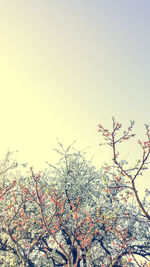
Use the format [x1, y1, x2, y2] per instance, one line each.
[0, 120, 150, 266]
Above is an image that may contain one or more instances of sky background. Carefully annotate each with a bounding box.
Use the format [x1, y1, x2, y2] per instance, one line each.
[0, 0, 150, 194]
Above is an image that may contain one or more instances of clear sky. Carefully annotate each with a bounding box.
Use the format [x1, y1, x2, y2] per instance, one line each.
[0, 1, 150, 192]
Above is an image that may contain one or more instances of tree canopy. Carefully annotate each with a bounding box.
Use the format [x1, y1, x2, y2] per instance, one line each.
[0, 119, 150, 266]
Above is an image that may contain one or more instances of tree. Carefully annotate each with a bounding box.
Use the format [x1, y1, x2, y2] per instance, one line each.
[0, 136, 150, 266]
[97, 117, 150, 265]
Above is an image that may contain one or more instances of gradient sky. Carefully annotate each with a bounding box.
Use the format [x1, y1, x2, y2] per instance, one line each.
[0, 1, 150, 193]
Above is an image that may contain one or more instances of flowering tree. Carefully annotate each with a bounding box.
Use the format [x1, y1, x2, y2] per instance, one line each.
[98, 117, 150, 265]
[0, 138, 150, 266]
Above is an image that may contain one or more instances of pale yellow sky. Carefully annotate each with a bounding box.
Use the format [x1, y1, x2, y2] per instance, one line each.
[0, 1, 150, 195]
